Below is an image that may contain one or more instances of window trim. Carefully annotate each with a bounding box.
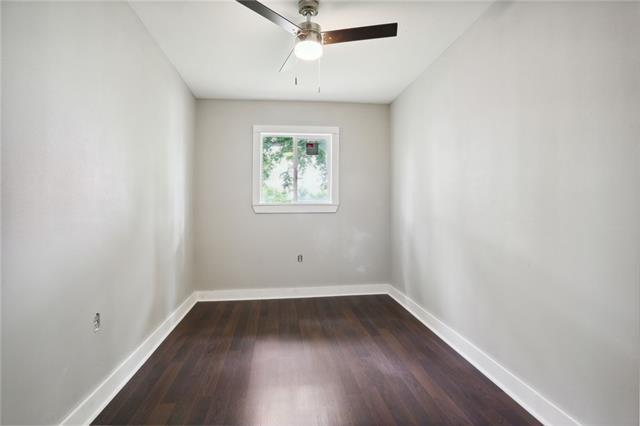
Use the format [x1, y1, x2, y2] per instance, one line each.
[252, 125, 340, 214]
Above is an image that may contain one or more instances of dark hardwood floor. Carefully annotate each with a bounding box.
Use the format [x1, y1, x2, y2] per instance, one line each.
[93, 295, 540, 425]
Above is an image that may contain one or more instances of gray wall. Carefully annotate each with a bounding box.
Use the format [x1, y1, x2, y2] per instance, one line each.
[1, 2, 195, 424]
[390, 2, 639, 425]
[194, 100, 390, 290]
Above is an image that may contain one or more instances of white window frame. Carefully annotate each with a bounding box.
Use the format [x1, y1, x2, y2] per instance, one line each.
[252, 125, 340, 214]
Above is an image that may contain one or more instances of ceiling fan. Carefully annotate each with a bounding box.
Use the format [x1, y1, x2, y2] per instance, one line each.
[237, 0, 398, 71]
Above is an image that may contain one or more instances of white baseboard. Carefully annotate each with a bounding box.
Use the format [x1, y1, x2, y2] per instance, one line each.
[386, 286, 581, 426]
[60, 283, 579, 426]
[197, 283, 390, 301]
[59, 292, 198, 426]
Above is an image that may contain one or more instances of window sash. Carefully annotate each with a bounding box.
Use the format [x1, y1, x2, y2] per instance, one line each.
[259, 133, 332, 205]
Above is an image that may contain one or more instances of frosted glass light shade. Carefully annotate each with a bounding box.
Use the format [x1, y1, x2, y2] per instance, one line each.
[294, 39, 323, 61]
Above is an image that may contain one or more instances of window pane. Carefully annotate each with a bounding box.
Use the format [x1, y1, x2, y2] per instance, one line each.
[297, 138, 329, 203]
[261, 136, 295, 203]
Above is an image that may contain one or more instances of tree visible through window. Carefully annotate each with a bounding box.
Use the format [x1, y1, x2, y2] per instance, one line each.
[261, 135, 330, 204]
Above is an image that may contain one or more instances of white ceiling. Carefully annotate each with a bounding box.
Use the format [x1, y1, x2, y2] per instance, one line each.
[130, 1, 491, 103]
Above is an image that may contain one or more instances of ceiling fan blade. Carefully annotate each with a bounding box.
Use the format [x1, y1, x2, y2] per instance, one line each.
[236, 0, 301, 35]
[322, 23, 398, 45]
[279, 47, 295, 73]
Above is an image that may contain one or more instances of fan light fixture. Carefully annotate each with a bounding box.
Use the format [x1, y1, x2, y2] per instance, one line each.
[294, 39, 323, 61]
[294, 22, 323, 61]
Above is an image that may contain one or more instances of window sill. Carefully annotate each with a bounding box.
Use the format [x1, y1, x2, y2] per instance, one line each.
[253, 204, 339, 214]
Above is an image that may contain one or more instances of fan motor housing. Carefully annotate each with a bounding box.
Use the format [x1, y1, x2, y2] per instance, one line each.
[297, 21, 322, 42]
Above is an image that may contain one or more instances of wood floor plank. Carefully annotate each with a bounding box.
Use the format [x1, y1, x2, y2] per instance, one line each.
[93, 295, 540, 426]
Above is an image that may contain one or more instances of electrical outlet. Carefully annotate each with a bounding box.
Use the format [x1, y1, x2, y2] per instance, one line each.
[297, 254, 303, 263]
[93, 312, 101, 332]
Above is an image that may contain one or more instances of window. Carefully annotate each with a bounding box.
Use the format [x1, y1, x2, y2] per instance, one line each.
[253, 125, 339, 213]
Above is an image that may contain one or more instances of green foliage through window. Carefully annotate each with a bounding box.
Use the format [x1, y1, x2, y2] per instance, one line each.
[261, 135, 329, 203]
